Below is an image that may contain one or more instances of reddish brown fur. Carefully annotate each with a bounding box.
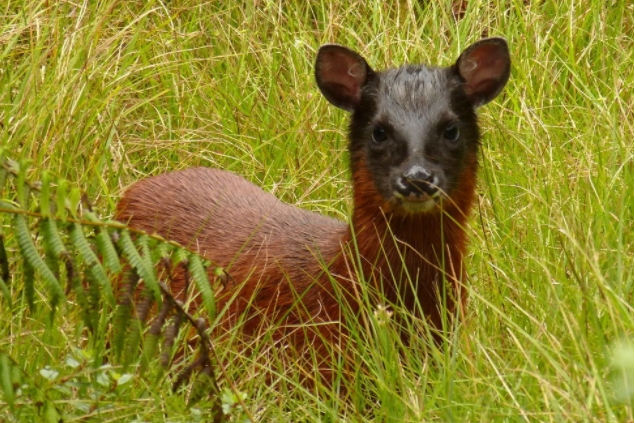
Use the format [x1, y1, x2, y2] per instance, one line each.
[116, 169, 351, 365]
[345, 154, 476, 331]
[116, 157, 477, 375]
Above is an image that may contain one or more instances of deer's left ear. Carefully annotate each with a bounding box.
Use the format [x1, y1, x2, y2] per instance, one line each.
[454, 37, 511, 107]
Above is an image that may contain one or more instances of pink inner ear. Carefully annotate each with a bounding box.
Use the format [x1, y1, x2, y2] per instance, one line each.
[460, 43, 508, 94]
[320, 50, 365, 102]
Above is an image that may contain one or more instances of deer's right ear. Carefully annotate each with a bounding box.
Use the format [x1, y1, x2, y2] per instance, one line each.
[315, 45, 373, 112]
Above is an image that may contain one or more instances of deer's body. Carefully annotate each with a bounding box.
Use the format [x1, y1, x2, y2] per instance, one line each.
[117, 38, 510, 377]
[118, 168, 347, 335]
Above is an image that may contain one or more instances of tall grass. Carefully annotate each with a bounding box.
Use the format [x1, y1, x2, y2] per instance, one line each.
[0, 0, 632, 421]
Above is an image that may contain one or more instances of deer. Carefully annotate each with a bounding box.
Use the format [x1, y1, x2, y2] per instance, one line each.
[116, 37, 510, 384]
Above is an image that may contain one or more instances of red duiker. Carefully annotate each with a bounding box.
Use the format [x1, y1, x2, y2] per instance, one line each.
[117, 37, 510, 382]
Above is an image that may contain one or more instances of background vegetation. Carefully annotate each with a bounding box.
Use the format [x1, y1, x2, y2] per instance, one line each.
[0, 0, 632, 421]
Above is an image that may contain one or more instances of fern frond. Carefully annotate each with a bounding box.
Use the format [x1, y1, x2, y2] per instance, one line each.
[66, 250, 95, 332]
[112, 268, 139, 362]
[118, 230, 161, 304]
[123, 286, 154, 370]
[82, 212, 123, 274]
[14, 214, 65, 310]
[98, 227, 122, 274]
[137, 234, 162, 300]
[23, 259, 35, 312]
[189, 254, 216, 319]
[40, 218, 66, 258]
[40, 218, 66, 286]
[70, 222, 115, 306]
[0, 153, 228, 412]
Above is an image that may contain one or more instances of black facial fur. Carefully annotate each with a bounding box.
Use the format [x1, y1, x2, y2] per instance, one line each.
[348, 65, 480, 207]
[315, 38, 510, 213]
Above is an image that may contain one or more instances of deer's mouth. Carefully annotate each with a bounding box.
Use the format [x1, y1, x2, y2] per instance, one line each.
[390, 190, 443, 214]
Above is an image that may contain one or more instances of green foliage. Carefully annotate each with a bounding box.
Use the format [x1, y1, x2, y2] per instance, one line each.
[0, 153, 228, 421]
[0, 0, 632, 422]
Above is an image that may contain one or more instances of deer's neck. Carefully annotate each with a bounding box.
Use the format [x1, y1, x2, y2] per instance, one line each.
[338, 158, 477, 326]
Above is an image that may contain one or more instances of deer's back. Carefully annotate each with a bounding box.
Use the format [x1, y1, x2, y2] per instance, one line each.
[116, 167, 349, 332]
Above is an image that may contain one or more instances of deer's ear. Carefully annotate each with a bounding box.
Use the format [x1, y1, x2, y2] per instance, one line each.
[455, 38, 511, 107]
[315, 45, 374, 111]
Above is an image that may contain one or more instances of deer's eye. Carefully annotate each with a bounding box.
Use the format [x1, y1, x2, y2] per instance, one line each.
[372, 125, 388, 143]
[444, 123, 460, 141]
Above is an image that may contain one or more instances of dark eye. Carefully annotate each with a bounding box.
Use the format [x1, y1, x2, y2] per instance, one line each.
[372, 125, 388, 143]
[444, 123, 460, 141]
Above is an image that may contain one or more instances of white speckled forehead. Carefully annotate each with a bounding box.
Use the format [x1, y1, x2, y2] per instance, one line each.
[375, 65, 456, 125]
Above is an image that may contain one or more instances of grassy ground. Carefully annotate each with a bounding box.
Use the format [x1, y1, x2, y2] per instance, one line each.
[1, 0, 633, 421]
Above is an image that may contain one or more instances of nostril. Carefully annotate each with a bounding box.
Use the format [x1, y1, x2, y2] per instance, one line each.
[397, 168, 439, 197]
[409, 173, 438, 195]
